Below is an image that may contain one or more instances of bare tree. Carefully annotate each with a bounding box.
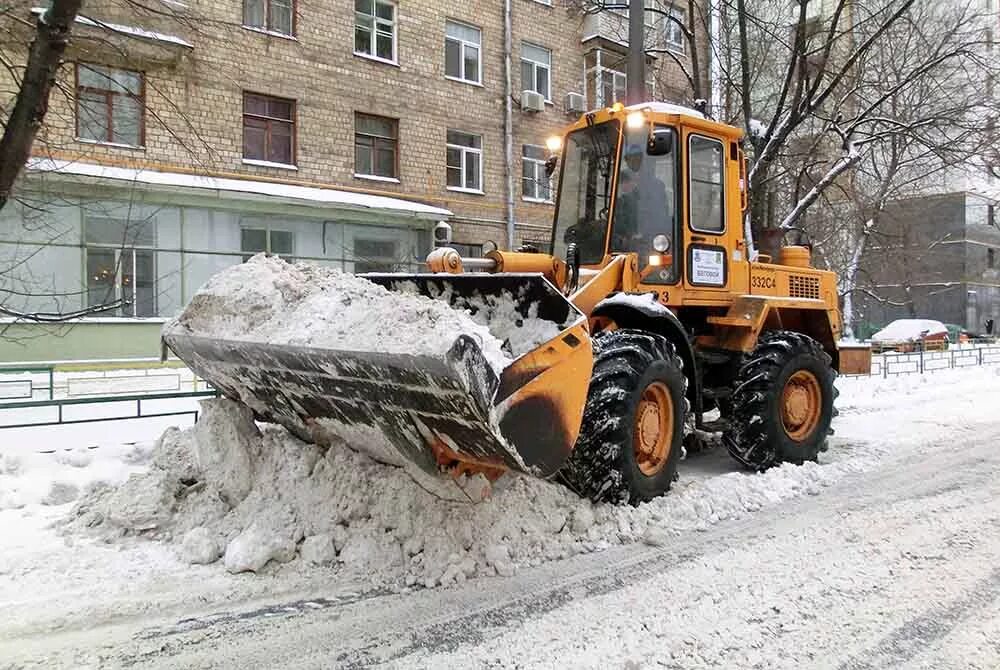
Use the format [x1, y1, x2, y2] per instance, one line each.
[792, 0, 998, 336]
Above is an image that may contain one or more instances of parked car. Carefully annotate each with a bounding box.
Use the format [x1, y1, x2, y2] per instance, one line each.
[870, 319, 950, 353]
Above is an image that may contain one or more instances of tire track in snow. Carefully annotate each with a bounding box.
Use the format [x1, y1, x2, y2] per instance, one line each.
[836, 567, 1000, 670]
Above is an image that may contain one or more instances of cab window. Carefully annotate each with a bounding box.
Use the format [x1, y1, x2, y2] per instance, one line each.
[688, 135, 725, 233]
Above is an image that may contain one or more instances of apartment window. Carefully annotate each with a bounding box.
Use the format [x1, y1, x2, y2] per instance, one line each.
[354, 238, 399, 273]
[520, 43, 551, 100]
[446, 130, 483, 192]
[689, 135, 725, 232]
[989, 248, 996, 269]
[243, 0, 294, 36]
[76, 64, 144, 147]
[243, 93, 295, 166]
[445, 20, 482, 84]
[522, 144, 552, 202]
[355, 0, 396, 63]
[241, 228, 294, 261]
[665, 5, 686, 54]
[355, 113, 399, 179]
[84, 218, 157, 318]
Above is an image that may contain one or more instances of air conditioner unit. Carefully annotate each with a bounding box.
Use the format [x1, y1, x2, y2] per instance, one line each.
[521, 90, 545, 113]
[565, 92, 586, 114]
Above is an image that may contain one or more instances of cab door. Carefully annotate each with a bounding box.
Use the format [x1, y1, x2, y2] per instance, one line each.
[682, 130, 732, 305]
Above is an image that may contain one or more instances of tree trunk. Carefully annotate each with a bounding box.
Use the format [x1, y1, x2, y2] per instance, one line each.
[840, 220, 871, 340]
[0, 0, 83, 213]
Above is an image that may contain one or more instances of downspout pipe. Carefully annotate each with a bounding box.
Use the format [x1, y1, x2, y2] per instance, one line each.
[503, 0, 516, 250]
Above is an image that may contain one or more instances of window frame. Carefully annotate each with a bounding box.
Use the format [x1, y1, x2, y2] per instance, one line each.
[242, 0, 296, 38]
[74, 62, 146, 149]
[240, 226, 295, 261]
[521, 144, 553, 203]
[665, 5, 687, 55]
[446, 130, 484, 194]
[354, 0, 398, 65]
[354, 112, 400, 180]
[520, 42, 552, 102]
[242, 92, 297, 167]
[83, 217, 158, 318]
[687, 133, 727, 234]
[353, 237, 400, 273]
[444, 19, 482, 85]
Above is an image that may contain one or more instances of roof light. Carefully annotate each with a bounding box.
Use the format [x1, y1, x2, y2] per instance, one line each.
[545, 135, 563, 153]
[611, 102, 625, 113]
[626, 111, 646, 130]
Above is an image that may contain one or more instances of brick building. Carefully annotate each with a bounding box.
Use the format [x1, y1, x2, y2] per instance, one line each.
[0, 0, 707, 361]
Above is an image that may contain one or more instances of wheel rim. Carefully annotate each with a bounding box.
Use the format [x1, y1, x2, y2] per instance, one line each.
[781, 370, 822, 442]
[633, 381, 673, 476]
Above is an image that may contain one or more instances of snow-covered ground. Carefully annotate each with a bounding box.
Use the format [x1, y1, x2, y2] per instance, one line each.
[0, 366, 998, 668]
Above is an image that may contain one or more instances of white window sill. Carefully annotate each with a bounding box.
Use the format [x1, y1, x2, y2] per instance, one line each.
[243, 158, 298, 170]
[242, 25, 297, 41]
[445, 75, 484, 88]
[75, 137, 144, 150]
[354, 52, 400, 68]
[447, 187, 485, 195]
[665, 45, 686, 56]
[354, 173, 400, 183]
[531, 0, 553, 6]
[522, 197, 553, 205]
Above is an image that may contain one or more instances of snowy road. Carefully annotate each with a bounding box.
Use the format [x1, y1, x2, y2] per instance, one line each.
[2, 368, 999, 669]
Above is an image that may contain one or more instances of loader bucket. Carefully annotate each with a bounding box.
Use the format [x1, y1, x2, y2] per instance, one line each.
[162, 273, 593, 483]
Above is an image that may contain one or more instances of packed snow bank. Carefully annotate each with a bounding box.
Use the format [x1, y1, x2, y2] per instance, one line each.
[0, 441, 149, 511]
[163, 254, 512, 372]
[65, 395, 883, 589]
[871, 318, 947, 342]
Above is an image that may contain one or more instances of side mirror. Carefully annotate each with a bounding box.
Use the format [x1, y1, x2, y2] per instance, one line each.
[647, 129, 673, 156]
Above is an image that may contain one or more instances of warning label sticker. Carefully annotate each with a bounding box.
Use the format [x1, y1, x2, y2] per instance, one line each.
[691, 248, 725, 286]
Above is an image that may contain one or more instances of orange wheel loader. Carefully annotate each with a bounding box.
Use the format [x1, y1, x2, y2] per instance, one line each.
[164, 102, 860, 505]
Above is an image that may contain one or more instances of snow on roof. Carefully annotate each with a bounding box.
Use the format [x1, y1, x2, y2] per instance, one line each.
[871, 319, 948, 342]
[30, 8, 193, 48]
[626, 101, 707, 119]
[28, 159, 453, 219]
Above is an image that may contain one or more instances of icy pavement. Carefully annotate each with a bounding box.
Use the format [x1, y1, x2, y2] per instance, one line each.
[0, 366, 998, 668]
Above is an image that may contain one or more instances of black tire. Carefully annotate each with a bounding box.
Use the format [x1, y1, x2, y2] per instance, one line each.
[724, 331, 837, 471]
[558, 329, 688, 505]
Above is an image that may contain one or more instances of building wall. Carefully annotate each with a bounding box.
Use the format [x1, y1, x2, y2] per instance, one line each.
[2, 1, 707, 244]
[858, 192, 1000, 333]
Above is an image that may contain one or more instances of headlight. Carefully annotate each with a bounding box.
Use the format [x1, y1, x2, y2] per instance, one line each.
[626, 111, 646, 130]
[545, 135, 563, 153]
[653, 234, 671, 252]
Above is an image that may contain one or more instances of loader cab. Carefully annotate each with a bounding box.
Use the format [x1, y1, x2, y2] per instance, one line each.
[551, 115, 679, 286]
[550, 103, 747, 301]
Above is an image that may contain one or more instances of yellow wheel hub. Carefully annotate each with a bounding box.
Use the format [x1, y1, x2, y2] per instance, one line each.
[633, 381, 673, 476]
[781, 370, 822, 442]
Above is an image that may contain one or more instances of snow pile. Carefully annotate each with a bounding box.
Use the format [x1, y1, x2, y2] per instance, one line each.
[388, 279, 567, 359]
[64, 395, 877, 589]
[163, 254, 511, 372]
[0, 442, 149, 511]
[460, 291, 564, 359]
[871, 318, 947, 342]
